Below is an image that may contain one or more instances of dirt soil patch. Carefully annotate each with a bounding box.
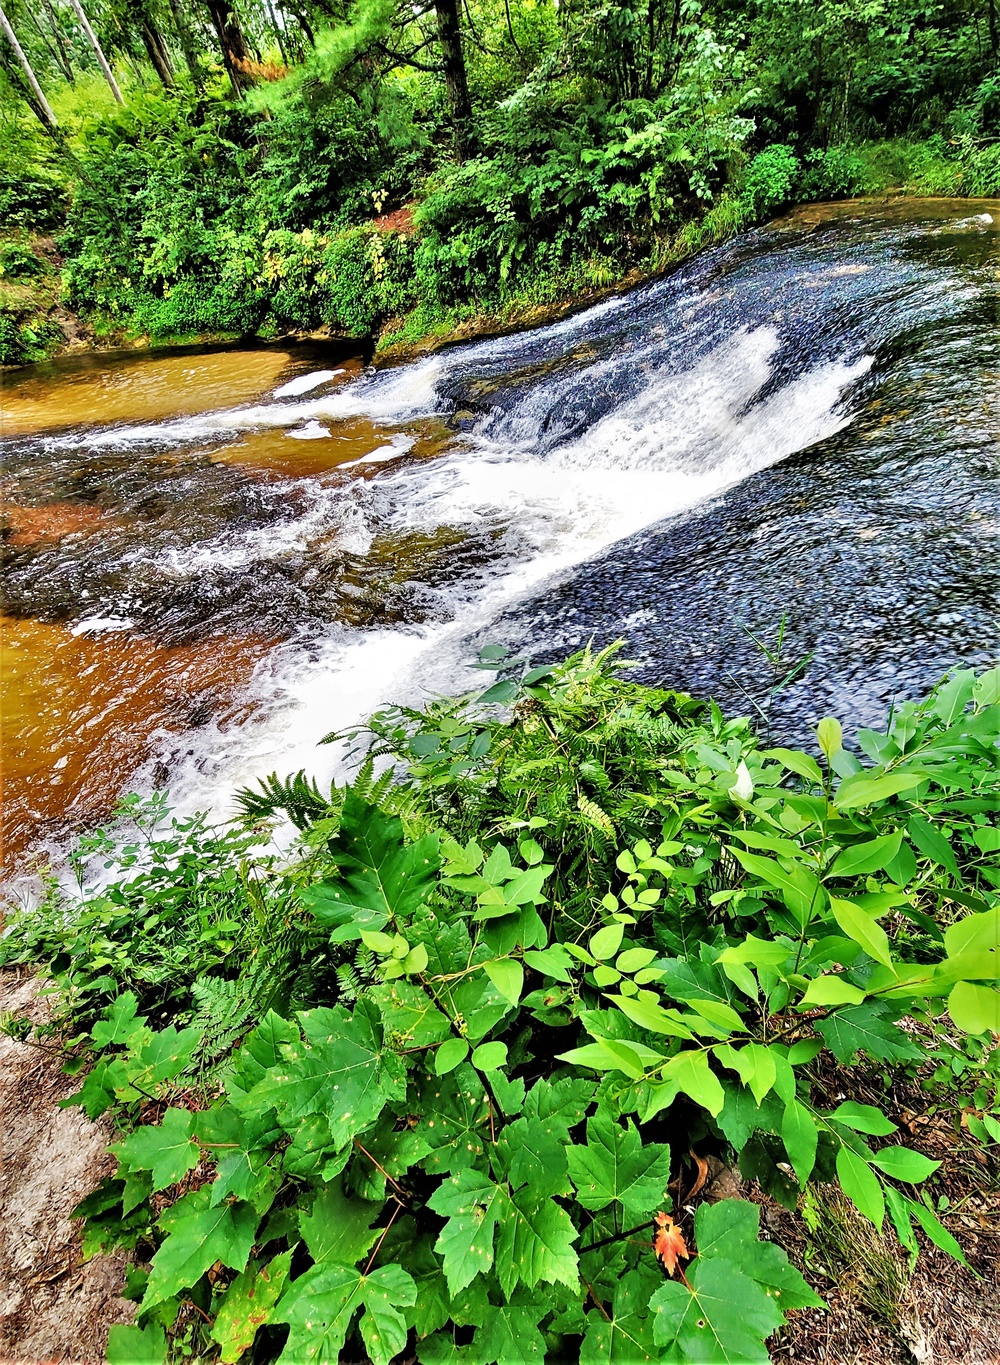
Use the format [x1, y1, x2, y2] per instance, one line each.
[0, 968, 132, 1365]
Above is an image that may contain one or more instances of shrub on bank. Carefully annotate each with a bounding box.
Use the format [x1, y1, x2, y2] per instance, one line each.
[3, 647, 999, 1363]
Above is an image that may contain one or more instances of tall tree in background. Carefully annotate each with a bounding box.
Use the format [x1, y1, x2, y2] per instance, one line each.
[0, 0, 58, 123]
[134, 0, 175, 85]
[434, 0, 471, 157]
[66, 0, 124, 100]
[203, 0, 255, 94]
[39, 0, 76, 83]
[168, 0, 206, 87]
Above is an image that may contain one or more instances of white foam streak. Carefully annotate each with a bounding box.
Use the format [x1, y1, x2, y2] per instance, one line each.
[150, 326, 871, 827]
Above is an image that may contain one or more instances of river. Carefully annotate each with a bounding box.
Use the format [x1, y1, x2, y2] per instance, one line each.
[3, 198, 999, 877]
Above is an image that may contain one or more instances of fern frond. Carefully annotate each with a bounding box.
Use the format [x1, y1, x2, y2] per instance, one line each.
[234, 770, 338, 831]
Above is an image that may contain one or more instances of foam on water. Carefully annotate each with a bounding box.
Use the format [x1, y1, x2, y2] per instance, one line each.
[145, 324, 871, 825]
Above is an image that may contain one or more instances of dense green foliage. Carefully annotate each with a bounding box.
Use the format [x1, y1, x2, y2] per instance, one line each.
[2, 0, 1000, 355]
[4, 648, 1000, 1363]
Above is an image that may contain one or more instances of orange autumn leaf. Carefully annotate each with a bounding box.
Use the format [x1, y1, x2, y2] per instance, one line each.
[653, 1211, 690, 1276]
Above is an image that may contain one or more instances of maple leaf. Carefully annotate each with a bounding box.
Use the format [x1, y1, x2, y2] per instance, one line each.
[653, 1212, 689, 1277]
[567, 1114, 672, 1219]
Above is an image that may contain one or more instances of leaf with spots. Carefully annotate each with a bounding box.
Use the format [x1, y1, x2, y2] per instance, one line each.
[580, 1305, 657, 1365]
[301, 792, 441, 942]
[298, 1180, 380, 1266]
[649, 1256, 783, 1363]
[276, 1261, 416, 1365]
[496, 1114, 572, 1196]
[495, 1188, 580, 1296]
[248, 1001, 405, 1149]
[210, 1251, 291, 1363]
[141, 1188, 258, 1311]
[427, 1168, 510, 1294]
[417, 1064, 492, 1175]
[473, 1295, 549, 1364]
[110, 1106, 199, 1193]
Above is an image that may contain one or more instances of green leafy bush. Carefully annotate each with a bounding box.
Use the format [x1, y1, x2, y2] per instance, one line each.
[0, 241, 45, 279]
[10, 650, 999, 1363]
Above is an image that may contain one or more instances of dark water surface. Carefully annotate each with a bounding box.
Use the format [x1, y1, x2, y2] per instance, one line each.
[3, 198, 999, 869]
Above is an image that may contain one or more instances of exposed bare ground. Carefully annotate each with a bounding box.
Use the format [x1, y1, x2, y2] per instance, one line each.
[0, 969, 132, 1365]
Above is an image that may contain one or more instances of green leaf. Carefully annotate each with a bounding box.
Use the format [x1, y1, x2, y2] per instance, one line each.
[211, 1252, 291, 1363]
[693, 1200, 823, 1310]
[906, 1198, 970, 1267]
[276, 1261, 416, 1365]
[973, 667, 1000, 708]
[948, 981, 1000, 1034]
[816, 717, 843, 758]
[303, 791, 441, 940]
[299, 1181, 380, 1266]
[499, 1115, 571, 1197]
[715, 1042, 776, 1104]
[834, 771, 926, 810]
[106, 1324, 167, 1365]
[870, 1146, 940, 1183]
[830, 831, 903, 879]
[427, 1170, 508, 1293]
[798, 975, 867, 1007]
[558, 1040, 649, 1078]
[817, 1001, 923, 1064]
[471, 1041, 507, 1071]
[484, 958, 524, 1006]
[616, 947, 658, 974]
[781, 1100, 818, 1186]
[944, 907, 1000, 960]
[729, 848, 824, 927]
[495, 1188, 579, 1297]
[828, 1101, 896, 1135]
[91, 992, 143, 1048]
[567, 1113, 672, 1219]
[660, 1049, 726, 1116]
[607, 993, 693, 1038]
[835, 1146, 884, 1228]
[248, 1003, 404, 1147]
[650, 1256, 783, 1362]
[590, 923, 625, 960]
[830, 899, 893, 968]
[435, 1037, 470, 1075]
[474, 1298, 549, 1364]
[580, 1306, 657, 1364]
[522, 945, 574, 982]
[110, 1107, 199, 1192]
[909, 816, 961, 880]
[142, 1188, 258, 1311]
[766, 748, 824, 785]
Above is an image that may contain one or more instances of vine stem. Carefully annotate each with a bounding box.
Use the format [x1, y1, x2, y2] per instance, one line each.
[354, 1139, 407, 1195]
[579, 1219, 651, 1256]
[363, 1198, 403, 1275]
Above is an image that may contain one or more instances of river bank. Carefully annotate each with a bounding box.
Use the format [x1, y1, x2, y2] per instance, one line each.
[3, 134, 995, 375]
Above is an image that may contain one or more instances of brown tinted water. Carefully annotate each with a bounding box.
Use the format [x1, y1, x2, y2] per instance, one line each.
[0, 341, 445, 874]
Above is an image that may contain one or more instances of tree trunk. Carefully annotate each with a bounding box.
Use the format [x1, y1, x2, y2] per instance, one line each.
[66, 0, 124, 102]
[139, 12, 175, 85]
[40, 0, 76, 82]
[434, 0, 472, 159]
[168, 0, 205, 87]
[0, 1, 58, 124]
[203, 0, 254, 95]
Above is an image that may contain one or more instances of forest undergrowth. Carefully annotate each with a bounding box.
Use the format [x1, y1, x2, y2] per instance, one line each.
[2, 645, 999, 1364]
[4, 0, 1000, 363]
